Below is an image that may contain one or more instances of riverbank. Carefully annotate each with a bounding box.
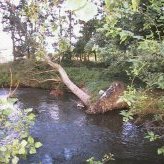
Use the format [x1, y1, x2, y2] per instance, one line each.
[0, 60, 164, 157]
[0, 59, 127, 98]
[0, 60, 163, 117]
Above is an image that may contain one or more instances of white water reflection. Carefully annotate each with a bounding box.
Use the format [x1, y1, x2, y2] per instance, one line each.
[39, 102, 60, 121]
[121, 122, 138, 143]
[49, 105, 60, 121]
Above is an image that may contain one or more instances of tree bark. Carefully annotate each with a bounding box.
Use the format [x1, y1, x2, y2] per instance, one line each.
[86, 82, 128, 114]
[45, 56, 91, 106]
[45, 56, 128, 113]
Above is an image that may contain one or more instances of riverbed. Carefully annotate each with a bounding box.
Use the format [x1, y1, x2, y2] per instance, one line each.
[0, 88, 163, 164]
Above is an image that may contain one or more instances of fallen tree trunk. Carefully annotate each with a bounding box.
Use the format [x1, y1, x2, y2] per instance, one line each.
[45, 56, 91, 106]
[86, 82, 128, 114]
[45, 56, 128, 114]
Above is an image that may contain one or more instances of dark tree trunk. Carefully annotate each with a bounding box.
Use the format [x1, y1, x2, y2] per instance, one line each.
[94, 51, 97, 62]
[11, 30, 16, 61]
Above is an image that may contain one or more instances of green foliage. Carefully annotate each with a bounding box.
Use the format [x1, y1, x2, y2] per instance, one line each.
[0, 97, 42, 163]
[157, 146, 164, 155]
[130, 40, 164, 89]
[145, 132, 164, 156]
[58, 38, 70, 53]
[66, 67, 112, 99]
[121, 63, 164, 156]
[0, 0, 163, 160]
[0, 60, 113, 99]
[121, 86, 137, 107]
[100, 0, 164, 93]
[87, 157, 102, 164]
[0, 60, 59, 89]
[145, 131, 160, 142]
[65, 0, 98, 22]
[120, 110, 134, 122]
[23, 1, 39, 21]
[120, 85, 164, 117]
[87, 153, 115, 164]
[0, 63, 11, 87]
[131, 0, 140, 12]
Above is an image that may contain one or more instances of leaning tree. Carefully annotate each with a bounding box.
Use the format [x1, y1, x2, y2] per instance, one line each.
[4, 0, 129, 114]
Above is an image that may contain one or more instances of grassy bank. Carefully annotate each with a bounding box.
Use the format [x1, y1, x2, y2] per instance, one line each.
[0, 60, 128, 98]
[0, 60, 163, 117]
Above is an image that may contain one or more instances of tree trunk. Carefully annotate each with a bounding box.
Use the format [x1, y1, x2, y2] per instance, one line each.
[45, 56, 91, 106]
[94, 51, 97, 62]
[86, 82, 128, 114]
[11, 30, 16, 61]
[45, 56, 128, 114]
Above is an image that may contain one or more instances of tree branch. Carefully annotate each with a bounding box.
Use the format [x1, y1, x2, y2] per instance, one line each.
[30, 78, 61, 84]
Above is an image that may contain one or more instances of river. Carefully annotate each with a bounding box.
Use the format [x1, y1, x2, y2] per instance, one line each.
[0, 88, 163, 164]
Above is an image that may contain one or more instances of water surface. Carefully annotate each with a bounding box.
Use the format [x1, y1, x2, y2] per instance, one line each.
[0, 88, 163, 164]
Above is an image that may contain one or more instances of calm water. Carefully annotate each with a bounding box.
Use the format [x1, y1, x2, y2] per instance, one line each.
[0, 88, 163, 164]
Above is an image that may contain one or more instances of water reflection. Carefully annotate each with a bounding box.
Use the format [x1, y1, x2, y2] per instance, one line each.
[85, 111, 123, 133]
[74, 115, 86, 127]
[39, 102, 60, 122]
[121, 122, 138, 143]
[0, 88, 163, 164]
[41, 154, 53, 164]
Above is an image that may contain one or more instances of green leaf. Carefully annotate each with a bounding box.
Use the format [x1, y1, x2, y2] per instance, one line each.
[13, 139, 19, 146]
[133, 35, 144, 40]
[35, 142, 43, 148]
[2, 108, 12, 116]
[131, 0, 140, 11]
[0, 146, 7, 152]
[8, 98, 18, 104]
[24, 108, 33, 113]
[159, 16, 164, 20]
[21, 132, 28, 138]
[65, 0, 87, 11]
[105, 0, 115, 10]
[11, 156, 19, 164]
[21, 140, 28, 147]
[29, 147, 36, 154]
[0, 98, 8, 105]
[5, 121, 11, 127]
[27, 113, 36, 120]
[28, 136, 34, 144]
[157, 146, 164, 155]
[75, 1, 98, 22]
[18, 147, 26, 155]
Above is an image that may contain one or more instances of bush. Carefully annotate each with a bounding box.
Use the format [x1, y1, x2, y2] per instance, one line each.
[0, 97, 42, 163]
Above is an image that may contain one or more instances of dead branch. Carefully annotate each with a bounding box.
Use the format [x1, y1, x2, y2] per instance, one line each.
[8, 68, 19, 98]
[9, 68, 13, 95]
[30, 78, 61, 84]
[8, 82, 20, 98]
[33, 70, 56, 75]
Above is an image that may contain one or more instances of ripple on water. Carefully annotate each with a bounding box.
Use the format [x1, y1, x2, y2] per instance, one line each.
[0, 88, 163, 164]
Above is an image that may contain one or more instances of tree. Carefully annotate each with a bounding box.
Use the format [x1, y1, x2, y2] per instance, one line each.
[1, 0, 128, 113]
[43, 1, 127, 112]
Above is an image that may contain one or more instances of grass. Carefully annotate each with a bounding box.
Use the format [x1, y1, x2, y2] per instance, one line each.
[0, 60, 114, 99]
[0, 59, 56, 89]
[65, 67, 113, 99]
[0, 59, 163, 117]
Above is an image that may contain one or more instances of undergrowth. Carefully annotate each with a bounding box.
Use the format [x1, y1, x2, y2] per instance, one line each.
[0, 97, 42, 163]
[0, 60, 114, 99]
